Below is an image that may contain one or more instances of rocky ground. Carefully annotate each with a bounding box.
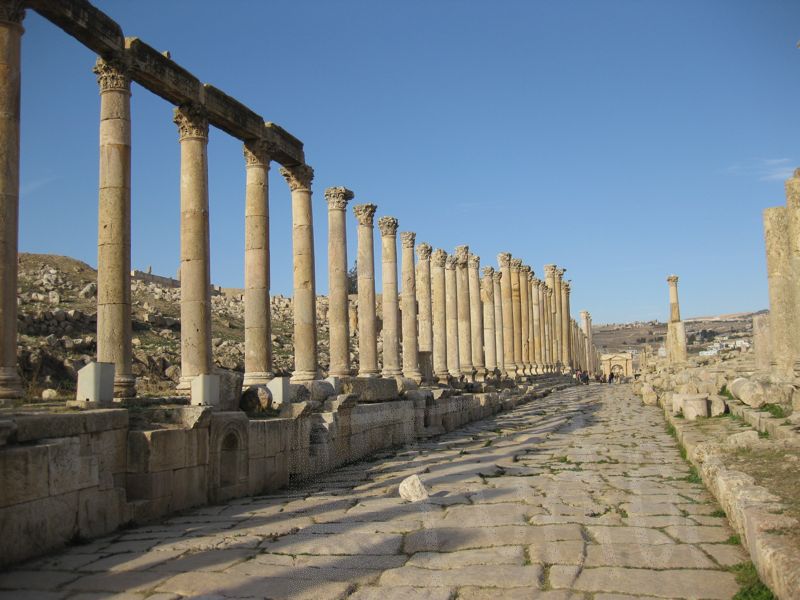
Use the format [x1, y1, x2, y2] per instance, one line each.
[0, 384, 768, 599]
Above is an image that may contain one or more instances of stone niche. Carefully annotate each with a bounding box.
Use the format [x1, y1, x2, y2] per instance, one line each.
[208, 412, 249, 503]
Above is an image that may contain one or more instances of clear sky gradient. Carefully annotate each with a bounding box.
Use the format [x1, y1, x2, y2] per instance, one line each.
[18, 0, 800, 324]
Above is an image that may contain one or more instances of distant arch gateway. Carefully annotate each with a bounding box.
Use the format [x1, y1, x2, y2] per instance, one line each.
[601, 352, 633, 379]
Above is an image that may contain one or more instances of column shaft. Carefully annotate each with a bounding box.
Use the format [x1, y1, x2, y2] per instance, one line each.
[354, 204, 379, 376]
[431, 249, 449, 382]
[510, 259, 523, 375]
[561, 280, 571, 368]
[400, 232, 421, 381]
[531, 277, 542, 373]
[379, 216, 401, 376]
[445, 256, 461, 377]
[455, 246, 474, 379]
[481, 267, 497, 375]
[325, 187, 353, 378]
[493, 272, 505, 376]
[519, 265, 531, 375]
[498, 253, 514, 376]
[416, 243, 433, 353]
[468, 254, 486, 380]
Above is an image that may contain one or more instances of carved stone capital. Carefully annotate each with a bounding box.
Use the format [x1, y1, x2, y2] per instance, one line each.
[510, 258, 522, 271]
[544, 264, 557, 276]
[280, 164, 314, 192]
[527, 271, 535, 282]
[520, 265, 531, 276]
[431, 249, 447, 268]
[324, 186, 354, 210]
[468, 254, 480, 270]
[174, 104, 209, 141]
[497, 252, 512, 269]
[454, 245, 469, 266]
[243, 139, 277, 167]
[445, 254, 458, 270]
[492, 271, 503, 283]
[0, 0, 25, 24]
[400, 231, 416, 248]
[416, 242, 432, 261]
[378, 216, 398, 237]
[353, 203, 377, 226]
[93, 57, 130, 93]
[563, 281, 571, 293]
[481, 266, 494, 279]
[667, 274, 679, 284]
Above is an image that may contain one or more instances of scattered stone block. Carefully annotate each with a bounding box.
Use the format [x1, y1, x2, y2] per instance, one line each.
[71, 362, 115, 408]
[41, 388, 58, 400]
[729, 377, 767, 408]
[682, 394, 709, 421]
[324, 376, 343, 395]
[190, 374, 220, 407]
[399, 474, 429, 502]
[240, 385, 272, 414]
[267, 376, 291, 409]
[341, 377, 399, 402]
[726, 430, 759, 448]
[395, 376, 419, 395]
[216, 369, 243, 411]
[709, 395, 727, 417]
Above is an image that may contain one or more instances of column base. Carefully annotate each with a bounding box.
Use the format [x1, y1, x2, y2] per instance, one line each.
[113, 375, 137, 399]
[382, 369, 403, 378]
[403, 370, 423, 384]
[0, 368, 23, 402]
[290, 370, 320, 383]
[243, 371, 275, 387]
[473, 366, 487, 382]
[328, 370, 353, 379]
[357, 370, 380, 378]
[435, 371, 450, 385]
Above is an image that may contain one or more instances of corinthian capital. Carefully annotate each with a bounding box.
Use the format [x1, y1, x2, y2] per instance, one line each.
[497, 252, 512, 269]
[445, 254, 458, 270]
[481, 266, 494, 279]
[0, 0, 25, 24]
[563, 281, 571, 293]
[667, 274, 679, 284]
[544, 264, 557, 277]
[353, 203, 377, 226]
[492, 271, 503, 283]
[378, 216, 398, 236]
[416, 243, 432, 261]
[243, 139, 277, 167]
[325, 186, 354, 210]
[520, 265, 531, 277]
[454, 245, 469, 266]
[93, 57, 130, 93]
[510, 258, 522, 271]
[173, 104, 209, 141]
[468, 254, 480, 270]
[400, 231, 416, 248]
[431, 249, 447, 268]
[280, 164, 314, 192]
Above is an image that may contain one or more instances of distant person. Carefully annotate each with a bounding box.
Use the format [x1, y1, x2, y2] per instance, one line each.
[581, 371, 590, 385]
[608, 372, 615, 384]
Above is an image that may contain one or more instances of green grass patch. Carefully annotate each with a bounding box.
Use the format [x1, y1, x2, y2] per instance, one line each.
[666, 423, 677, 438]
[758, 430, 770, 439]
[684, 465, 702, 484]
[719, 385, 735, 401]
[762, 404, 787, 419]
[725, 534, 742, 545]
[483, 440, 493, 448]
[730, 562, 776, 600]
[710, 508, 726, 518]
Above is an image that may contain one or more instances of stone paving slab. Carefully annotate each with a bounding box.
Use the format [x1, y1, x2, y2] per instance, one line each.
[0, 385, 754, 599]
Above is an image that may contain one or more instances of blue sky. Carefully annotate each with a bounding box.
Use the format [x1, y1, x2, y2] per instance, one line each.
[18, 0, 800, 324]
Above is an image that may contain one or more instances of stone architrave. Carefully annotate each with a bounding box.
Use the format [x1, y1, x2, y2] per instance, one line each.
[431, 249, 449, 383]
[175, 104, 213, 393]
[242, 140, 276, 386]
[498, 253, 514, 377]
[519, 265, 531, 375]
[353, 204, 379, 376]
[481, 267, 497, 376]
[493, 271, 505, 377]
[531, 275, 542, 374]
[510, 258, 523, 376]
[0, 2, 24, 402]
[454, 245, 474, 379]
[378, 216, 401, 377]
[325, 186, 354, 378]
[281, 164, 319, 382]
[561, 279, 572, 369]
[94, 57, 135, 398]
[445, 254, 461, 378]
[400, 231, 422, 382]
[416, 243, 433, 354]
[468, 254, 486, 380]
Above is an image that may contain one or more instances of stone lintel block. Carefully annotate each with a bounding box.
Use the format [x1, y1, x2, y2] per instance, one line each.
[124, 38, 202, 106]
[203, 84, 264, 141]
[264, 122, 306, 167]
[341, 377, 399, 402]
[30, 0, 124, 56]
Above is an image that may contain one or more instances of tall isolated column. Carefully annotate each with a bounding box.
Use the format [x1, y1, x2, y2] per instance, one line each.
[175, 105, 212, 393]
[493, 271, 505, 377]
[581, 311, 592, 373]
[445, 255, 461, 378]
[543, 265, 557, 368]
[242, 140, 275, 386]
[400, 232, 422, 382]
[325, 186, 354, 378]
[667, 275, 681, 323]
[561, 279, 572, 368]
[665, 274, 688, 364]
[468, 254, 486, 380]
[531, 275, 542, 374]
[519, 265, 531, 375]
[554, 268, 564, 369]
[455, 245, 474, 379]
[416, 242, 433, 354]
[784, 169, 800, 373]
[379, 216, 401, 377]
[431, 249, 449, 383]
[481, 267, 497, 376]
[94, 57, 134, 398]
[544, 285, 554, 371]
[281, 164, 318, 382]
[498, 253, 514, 377]
[510, 258, 523, 375]
[0, 2, 23, 402]
[764, 207, 794, 374]
[353, 204, 379, 376]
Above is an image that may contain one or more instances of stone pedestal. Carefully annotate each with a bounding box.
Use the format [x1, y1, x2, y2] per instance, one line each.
[175, 105, 213, 393]
[400, 232, 421, 382]
[94, 58, 135, 398]
[467, 254, 486, 380]
[378, 216, 401, 377]
[326, 187, 354, 378]
[0, 6, 23, 403]
[498, 253, 514, 377]
[455, 246, 474, 380]
[281, 164, 318, 382]
[431, 249, 449, 383]
[492, 271, 505, 377]
[242, 141, 275, 387]
[445, 255, 461, 378]
[481, 267, 497, 376]
[354, 204, 379, 376]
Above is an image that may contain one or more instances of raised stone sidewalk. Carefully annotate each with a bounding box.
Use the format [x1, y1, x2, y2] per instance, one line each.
[0, 385, 750, 599]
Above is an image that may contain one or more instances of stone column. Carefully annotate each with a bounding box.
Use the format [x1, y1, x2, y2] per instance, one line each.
[94, 57, 134, 398]
[493, 271, 505, 377]
[545, 285, 554, 371]
[784, 169, 800, 373]
[531, 275, 542, 374]
[353, 204, 379, 376]
[445, 255, 461, 378]
[481, 267, 497, 376]
[325, 186, 354, 378]
[543, 265, 557, 368]
[764, 207, 794, 374]
[519, 265, 531, 375]
[400, 231, 422, 382]
[242, 140, 275, 386]
[667, 275, 681, 323]
[498, 253, 514, 377]
[554, 268, 565, 369]
[175, 105, 212, 393]
[378, 216, 401, 377]
[581, 310, 593, 373]
[416, 243, 433, 354]
[665, 275, 688, 365]
[281, 164, 318, 382]
[528, 273, 536, 374]
[455, 245, 474, 379]
[0, 2, 23, 402]
[561, 279, 572, 369]
[468, 254, 486, 380]
[431, 249, 449, 383]
[510, 258, 523, 376]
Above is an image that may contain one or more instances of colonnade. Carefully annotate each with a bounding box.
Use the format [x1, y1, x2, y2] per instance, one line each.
[0, 1, 599, 404]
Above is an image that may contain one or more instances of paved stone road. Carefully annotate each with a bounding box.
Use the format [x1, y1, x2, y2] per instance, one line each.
[0, 384, 748, 600]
